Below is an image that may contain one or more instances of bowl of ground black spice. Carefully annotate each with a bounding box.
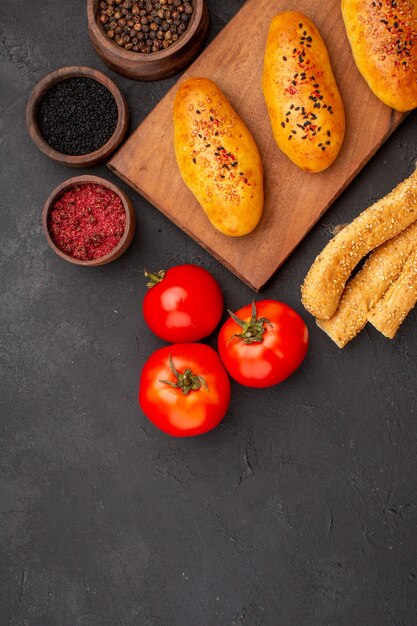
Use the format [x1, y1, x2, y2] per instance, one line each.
[87, 0, 209, 80]
[26, 66, 128, 167]
[43, 175, 136, 266]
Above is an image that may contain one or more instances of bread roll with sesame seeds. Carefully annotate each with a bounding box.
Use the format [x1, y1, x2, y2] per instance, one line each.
[317, 221, 417, 347]
[174, 78, 264, 237]
[368, 247, 417, 338]
[262, 11, 345, 172]
[301, 169, 417, 320]
[342, 0, 417, 112]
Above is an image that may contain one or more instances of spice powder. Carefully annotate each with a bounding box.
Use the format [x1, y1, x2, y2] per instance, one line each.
[49, 184, 126, 261]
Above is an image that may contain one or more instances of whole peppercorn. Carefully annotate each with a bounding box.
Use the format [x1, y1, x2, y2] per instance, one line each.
[97, 0, 193, 52]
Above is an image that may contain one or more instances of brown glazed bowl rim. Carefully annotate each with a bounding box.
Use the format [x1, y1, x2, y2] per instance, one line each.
[87, 0, 203, 62]
[26, 66, 128, 167]
[42, 175, 136, 266]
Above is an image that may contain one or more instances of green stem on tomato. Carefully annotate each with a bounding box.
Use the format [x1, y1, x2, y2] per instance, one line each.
[144, 269, 166, 289]
[227, 300, 272, 345]
[160, 354, 208, 396]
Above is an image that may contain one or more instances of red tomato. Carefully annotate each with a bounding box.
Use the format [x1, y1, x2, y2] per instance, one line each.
[143, 265, 223, 343]
[218, 300, 309, 388]
[139, 343, 231, 437]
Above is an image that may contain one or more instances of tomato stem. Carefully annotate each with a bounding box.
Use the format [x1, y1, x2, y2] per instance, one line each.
[227, 301, 272, 345]
[144, 269, 166, 289]
[160, 354, 208, 396]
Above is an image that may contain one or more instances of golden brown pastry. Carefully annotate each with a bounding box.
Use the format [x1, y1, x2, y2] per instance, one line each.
[368, 248, 417, 338]
[301, 169, 417, 320]
[342, 0, 417, 111]
[317, 221, 417, 347]
[262, 11, 345, 172]
[173, 78, 264, 237]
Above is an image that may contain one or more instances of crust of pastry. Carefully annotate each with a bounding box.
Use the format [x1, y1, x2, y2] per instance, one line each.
[301, 169, 417, 320]
[341, 0, 417, 112]
[368, 248, 417, 339]
[174, 78, 264, 237]
[262, 11, 345, 172]
[317, 221, 417, 347]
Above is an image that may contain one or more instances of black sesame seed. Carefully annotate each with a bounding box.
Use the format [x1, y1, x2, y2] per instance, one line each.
[37, 77, 118, 156]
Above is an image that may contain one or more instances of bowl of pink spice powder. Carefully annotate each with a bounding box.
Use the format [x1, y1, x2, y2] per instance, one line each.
[43, 175, 136, 266]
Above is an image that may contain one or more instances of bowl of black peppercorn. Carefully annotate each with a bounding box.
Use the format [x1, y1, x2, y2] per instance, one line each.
[87, 0, 209, 81]
[26, 66, 129, 167]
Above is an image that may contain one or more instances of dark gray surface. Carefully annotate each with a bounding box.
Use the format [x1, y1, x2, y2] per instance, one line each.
[1, 1, 417, 624]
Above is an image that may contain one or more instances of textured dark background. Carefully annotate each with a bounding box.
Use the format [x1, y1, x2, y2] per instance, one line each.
[1, 1, 417, 624]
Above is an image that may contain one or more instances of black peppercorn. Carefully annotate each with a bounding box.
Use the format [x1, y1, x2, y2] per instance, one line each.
[97, 0, 193, 52]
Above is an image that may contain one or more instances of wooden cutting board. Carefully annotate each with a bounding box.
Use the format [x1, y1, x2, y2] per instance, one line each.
[109, 0, 405, 291]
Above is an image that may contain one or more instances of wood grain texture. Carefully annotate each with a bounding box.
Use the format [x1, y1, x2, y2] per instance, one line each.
[108, 0, 405, 291]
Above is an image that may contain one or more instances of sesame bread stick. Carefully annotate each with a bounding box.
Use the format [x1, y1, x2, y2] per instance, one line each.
[317, 221, 417, 347]
[368, 248, 417, 339]
[301, 169, 417, 320]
